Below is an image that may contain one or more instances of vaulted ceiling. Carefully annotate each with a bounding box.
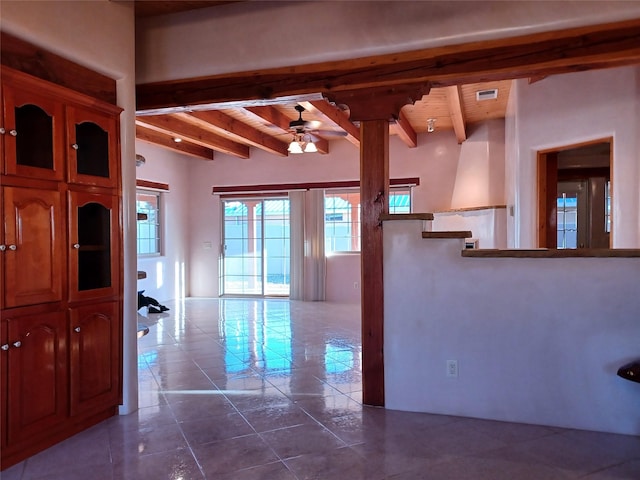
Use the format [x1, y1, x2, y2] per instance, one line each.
[133, 2, 640, 161]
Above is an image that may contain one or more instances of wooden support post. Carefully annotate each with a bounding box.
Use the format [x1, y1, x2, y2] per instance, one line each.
[360, 120, 389, 406]
[326, 84, 429, 408]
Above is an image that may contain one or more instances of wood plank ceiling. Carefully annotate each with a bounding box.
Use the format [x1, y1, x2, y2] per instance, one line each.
[134, 2, 640, 161]
[136, 80, 512, 160]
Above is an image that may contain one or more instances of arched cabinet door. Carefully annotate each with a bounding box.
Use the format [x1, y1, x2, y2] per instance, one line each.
[2, 84, 65, 181]
[2, 186, 64, 308]
[69, 301, 121, 417]
[5, 311, 68, 446]
[68, 191, 120, 302]
[66, 106, 119, 189]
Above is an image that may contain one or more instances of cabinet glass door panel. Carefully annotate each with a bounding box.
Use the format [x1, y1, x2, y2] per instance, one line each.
[69, 192, 119, 301]
[2, 84, 64, 180]
[77, 202, 112, 291]
[76, 122, 110, 178]
[67, 106, 118, 188]
[15, 104, 54, 170]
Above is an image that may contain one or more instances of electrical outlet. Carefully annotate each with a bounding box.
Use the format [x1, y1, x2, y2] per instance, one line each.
[446, 360, 458, 378]
[353, 281, 359, 289]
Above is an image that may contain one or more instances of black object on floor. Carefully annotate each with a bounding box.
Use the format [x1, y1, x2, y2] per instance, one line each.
[138, 290, 170, 313]
[617, 361, 640, 383]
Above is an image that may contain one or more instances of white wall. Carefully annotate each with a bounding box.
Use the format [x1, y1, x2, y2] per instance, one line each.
[384, 219, 640, 435]
[510, 66, 640, 248]
[135, 142, 193, 303]
[0, 0, 139, 413]
[433, 208, 507, 249]
[450, 120, 505, 209]
[136, 1, 640, 83]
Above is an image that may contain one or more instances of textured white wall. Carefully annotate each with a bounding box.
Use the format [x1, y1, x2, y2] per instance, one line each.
[135, 142, 194, 304]
[384, 219, 640, 435]
[512, 66, 639, 248]
[136, 1, 640, 83]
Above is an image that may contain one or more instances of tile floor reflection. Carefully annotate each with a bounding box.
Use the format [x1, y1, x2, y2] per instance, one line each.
[3, 298, 639, 479]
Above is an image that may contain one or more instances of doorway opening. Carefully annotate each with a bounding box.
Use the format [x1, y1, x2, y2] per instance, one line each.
[221, 197, 290, 296]
[537, 138, 612, 249]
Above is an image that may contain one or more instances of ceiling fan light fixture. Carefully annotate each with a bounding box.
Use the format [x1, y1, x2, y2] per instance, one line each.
[304, 141, 317, 153]
[427, 118, 436, 133]
[288, 137, 304, 154]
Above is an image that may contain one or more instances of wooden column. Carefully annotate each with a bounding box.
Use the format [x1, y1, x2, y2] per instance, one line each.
[327, 84, 429, 407]
[360, 119, 389, 406]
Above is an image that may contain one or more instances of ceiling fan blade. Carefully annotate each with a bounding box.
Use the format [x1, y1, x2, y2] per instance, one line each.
[310, 129, 348, 137]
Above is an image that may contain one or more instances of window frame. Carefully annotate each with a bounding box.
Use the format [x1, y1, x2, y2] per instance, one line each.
[324, 186, 412, 255]
[136, 188, 163, 257]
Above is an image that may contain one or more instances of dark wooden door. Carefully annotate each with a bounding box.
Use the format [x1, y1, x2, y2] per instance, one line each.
[69, 301, 121, 416]
[2, 186, 64, 308]
[6, 311, 68, 446]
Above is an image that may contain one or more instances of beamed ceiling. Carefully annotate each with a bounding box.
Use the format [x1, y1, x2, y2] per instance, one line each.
[134, 3, 640, 161]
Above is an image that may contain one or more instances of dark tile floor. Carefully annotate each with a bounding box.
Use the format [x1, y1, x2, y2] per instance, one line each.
[3, 298, 639, 479]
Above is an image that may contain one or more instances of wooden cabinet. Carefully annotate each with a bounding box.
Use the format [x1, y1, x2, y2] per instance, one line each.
[69, 301, 121, 417]
[4, 311, 68, 447]
[1, 186, 64, 309]
[1, 82, 65, 181]
[0, 66, 122, 470]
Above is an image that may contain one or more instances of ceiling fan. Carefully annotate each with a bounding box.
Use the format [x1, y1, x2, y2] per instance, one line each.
[288, 105, 347, 137]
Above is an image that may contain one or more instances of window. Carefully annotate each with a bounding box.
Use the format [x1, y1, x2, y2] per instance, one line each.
[324, 187, 411, 253]
[389, 189, 411, 214]
[605, 180, 611, 233]
[325, 190, 361, 253]
[137, 190, 161, 255]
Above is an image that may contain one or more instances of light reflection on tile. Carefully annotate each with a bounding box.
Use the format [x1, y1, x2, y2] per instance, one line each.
[6, 298, 640, 479]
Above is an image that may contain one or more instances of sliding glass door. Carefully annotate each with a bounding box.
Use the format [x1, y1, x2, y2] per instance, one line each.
[222, 198, 290, 296]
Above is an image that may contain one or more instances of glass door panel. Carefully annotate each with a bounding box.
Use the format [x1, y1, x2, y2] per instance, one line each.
[222, 198, 290, 296]
[262, 199, 290, 296]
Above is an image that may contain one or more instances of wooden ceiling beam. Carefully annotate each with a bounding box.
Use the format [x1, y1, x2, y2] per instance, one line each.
[245, 105, 329, 154]
[391, 110, 417, 148]
[300, 100, 360, 147]
[136, 19, 640, 112]
[135, 124, 214, 160]
[187, 109, 289, 156]
[137, 114, 250, 158]
[446, 85, 466, 144]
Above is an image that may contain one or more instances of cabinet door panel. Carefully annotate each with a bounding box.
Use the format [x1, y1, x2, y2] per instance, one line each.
[67, 106, 118, 188]
[69, 301, 121, 416]
[68, 191, 119, 301]
[0, 320, 7, 449]
[3, 187, 64, 308]
[6, 311, 67, 445]
[2, 84, 65, 180]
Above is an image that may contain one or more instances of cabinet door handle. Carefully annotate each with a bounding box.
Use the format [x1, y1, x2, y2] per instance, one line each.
[0, 127, 5, 135]
[74, 327, 81, 333]
[12, 341, 21, 348]
[71, 143, 79, 150]
[9, 129, 17, 137]
[0, 245, 5, 251]
[1, 344, 8, 351]
[73, 243, 80, 249]
[8, 244, 16, 251]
